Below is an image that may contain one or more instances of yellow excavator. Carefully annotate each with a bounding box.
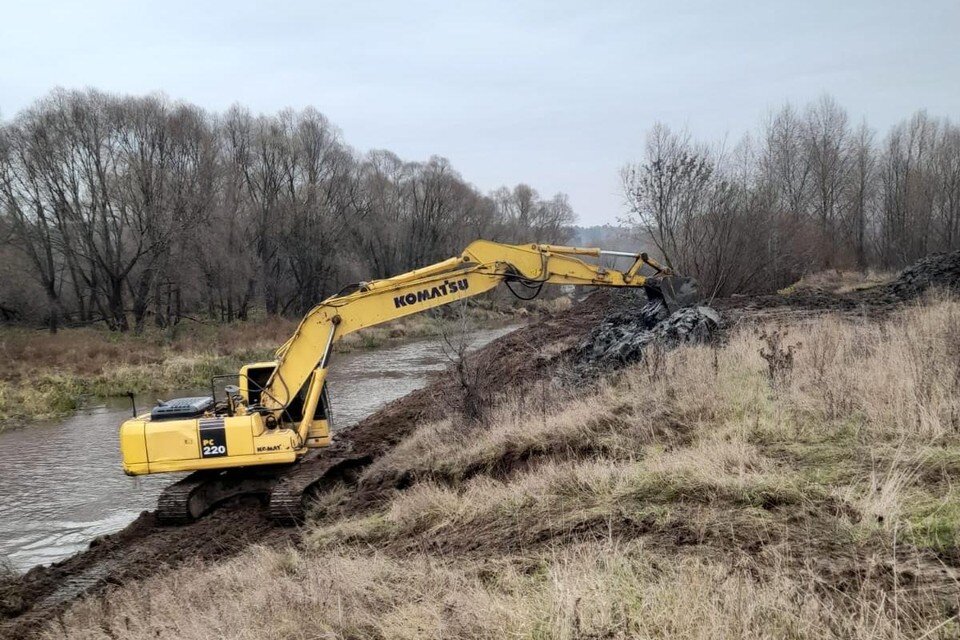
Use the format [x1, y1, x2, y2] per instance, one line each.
[119, 240, 697, 524]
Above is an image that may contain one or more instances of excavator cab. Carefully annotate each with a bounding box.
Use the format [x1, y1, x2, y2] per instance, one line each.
[238, 361, 332, 448]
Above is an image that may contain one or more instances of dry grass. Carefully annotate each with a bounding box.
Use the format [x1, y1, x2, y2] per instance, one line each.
[0, 318, 293, 424]
[781, 267, 895, 294]
[360, 388, 652, 488]
[309, 452, 815, 557]
[42, 543, 951, 640]
[0, 317, 297, 379]
[40, 294, 960, 638]
[0, 560, 21, 618]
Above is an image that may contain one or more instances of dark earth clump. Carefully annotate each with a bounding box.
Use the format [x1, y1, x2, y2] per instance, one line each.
[575, 291, 722, 373]
[575, 250, 958, 375]
[873, 250, 960, 301]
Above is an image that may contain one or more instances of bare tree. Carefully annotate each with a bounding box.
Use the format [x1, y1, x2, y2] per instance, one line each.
[932, 123, 960, 251]
[844, 122, 877, 268]
[621, 124, 761, 295]
[0, 113, 66, 332]
[620, 99, 960, 295]
[803, 95, 851, 263]
[761, 104, 812, 218]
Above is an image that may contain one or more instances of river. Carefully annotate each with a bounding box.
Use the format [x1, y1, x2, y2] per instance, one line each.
[0, 325, 516, 572]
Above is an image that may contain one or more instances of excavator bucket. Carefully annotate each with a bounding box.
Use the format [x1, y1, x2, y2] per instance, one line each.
[643, 275, 702, 312]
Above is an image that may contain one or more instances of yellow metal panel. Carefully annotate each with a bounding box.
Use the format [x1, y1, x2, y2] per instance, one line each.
[538, 244, 601, 256]
[124, 415, 304, 474]
[143, 418, 199, 463]
[251, 428, 301, 454]
[119, 419, 148, 471]
[362, 256, 466, 291]
[306, 418, 331, 448]
[223, 415, 256, 456]
[144, 451, 299, 474]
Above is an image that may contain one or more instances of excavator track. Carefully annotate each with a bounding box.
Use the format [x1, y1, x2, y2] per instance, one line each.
[156, 472, 209, 525]
[268, 443, 365, 526]
[268, 471, 313, 526]
[157, 467, 287, 525]
[153, 447, 365, 526]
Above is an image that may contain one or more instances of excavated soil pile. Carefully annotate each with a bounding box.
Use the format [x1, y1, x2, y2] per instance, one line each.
[870, 250, 960, 302]
[716, 250, 960, 322]
[576, 251, 959, 376]
[576, 291, 722, 373]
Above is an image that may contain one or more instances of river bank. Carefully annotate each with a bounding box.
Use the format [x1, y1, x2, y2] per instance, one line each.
[6, 280, 960, 639]
[4, 251, 960, 637]
[0, 302, 546, 428]
[0, 324, 518, 573]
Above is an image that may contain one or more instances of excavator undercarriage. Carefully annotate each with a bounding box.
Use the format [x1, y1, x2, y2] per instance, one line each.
[120, 241, 699, 525]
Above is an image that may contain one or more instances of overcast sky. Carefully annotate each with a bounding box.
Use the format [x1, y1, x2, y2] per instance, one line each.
[2, 0, 957, 225]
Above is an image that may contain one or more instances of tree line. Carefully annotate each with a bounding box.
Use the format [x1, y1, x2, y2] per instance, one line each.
[0, 89, 574, 332]
[622, 96, 960, 296]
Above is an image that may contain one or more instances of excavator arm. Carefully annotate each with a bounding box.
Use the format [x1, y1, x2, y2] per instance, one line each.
[258, 240, 696, 447]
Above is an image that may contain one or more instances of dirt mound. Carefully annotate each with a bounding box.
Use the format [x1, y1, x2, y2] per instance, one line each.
[576, 292, 722, 373]
[876, 250, 960, 301]
[716, 251, 960, 325]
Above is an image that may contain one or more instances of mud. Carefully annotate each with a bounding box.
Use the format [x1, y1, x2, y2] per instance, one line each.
[575, 292, 721, 373]
[0, 498, 290, 637]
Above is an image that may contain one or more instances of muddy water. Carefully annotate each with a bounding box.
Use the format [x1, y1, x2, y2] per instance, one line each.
[0, 325, 516, 572]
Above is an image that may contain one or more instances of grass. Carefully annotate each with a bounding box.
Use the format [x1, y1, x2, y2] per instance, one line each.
[0, 301, 529, 427]
[0, 559, 21, 618]
[778, 267, 895, 294]
[44, 542, 954, 640]
[37, 294, 960, 638]
[904, 489, 960, 552]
